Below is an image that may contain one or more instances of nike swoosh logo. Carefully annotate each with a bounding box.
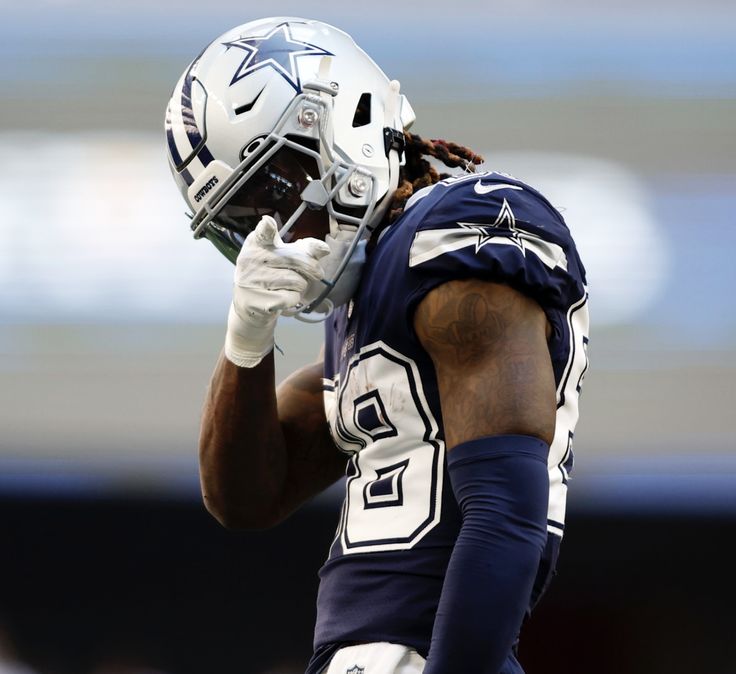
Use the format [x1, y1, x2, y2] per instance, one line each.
[474, 181, 524, 195]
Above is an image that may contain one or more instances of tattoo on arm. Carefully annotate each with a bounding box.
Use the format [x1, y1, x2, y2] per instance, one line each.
[415, 280, 556, 449]
[423, 291, 506, 365]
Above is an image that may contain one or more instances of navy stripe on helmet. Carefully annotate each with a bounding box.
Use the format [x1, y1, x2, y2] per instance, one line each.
[181, 65, 215, 168]
[165, 104, 184, 167]
[165, 104, 195, 186]
[179, 166, 194, 186]
[197, 143, 215, 167]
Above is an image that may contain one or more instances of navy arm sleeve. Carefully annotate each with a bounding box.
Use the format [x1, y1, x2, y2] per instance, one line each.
[423, 435, 549, 674]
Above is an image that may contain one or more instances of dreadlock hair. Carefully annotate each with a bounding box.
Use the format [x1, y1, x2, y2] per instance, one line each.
[386, 132, 485, 224]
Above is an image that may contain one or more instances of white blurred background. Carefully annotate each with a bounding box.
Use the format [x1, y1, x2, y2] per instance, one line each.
[0, 2, 735, 673]
[1, 0, 734, 506]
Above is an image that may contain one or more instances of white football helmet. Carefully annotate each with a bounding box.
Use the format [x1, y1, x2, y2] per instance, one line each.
[165, 17, 415, 312]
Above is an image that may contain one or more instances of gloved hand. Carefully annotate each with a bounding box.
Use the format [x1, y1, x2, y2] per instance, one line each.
[225, 215, 331, 368]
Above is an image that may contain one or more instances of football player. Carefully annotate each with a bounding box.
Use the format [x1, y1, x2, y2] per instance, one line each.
[165, 17, 589, 674]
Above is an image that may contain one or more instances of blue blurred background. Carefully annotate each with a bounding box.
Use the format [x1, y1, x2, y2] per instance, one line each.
[0, 1, 734, 672]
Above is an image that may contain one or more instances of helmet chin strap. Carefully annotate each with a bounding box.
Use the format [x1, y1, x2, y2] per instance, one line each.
[384, 79, 403, 192]
[369, 79, 403, 230]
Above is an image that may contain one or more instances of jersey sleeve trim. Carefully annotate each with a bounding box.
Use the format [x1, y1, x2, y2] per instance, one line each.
[408, 226, 568, 272]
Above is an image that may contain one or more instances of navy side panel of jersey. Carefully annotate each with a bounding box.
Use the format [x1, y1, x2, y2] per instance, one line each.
[313, 171, 588, 664]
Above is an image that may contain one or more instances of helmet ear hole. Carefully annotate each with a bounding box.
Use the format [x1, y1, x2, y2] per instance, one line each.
[352, 93, 372, 128]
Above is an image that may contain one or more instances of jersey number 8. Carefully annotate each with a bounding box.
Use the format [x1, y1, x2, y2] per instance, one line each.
[325, 343, 445, 554]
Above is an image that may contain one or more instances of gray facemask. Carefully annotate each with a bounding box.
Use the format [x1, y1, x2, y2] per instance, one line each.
[323, 234, 367, 308]
[300, 230, 367, 318]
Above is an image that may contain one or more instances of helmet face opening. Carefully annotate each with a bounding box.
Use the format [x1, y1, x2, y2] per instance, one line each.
[207, 144, 331, 260]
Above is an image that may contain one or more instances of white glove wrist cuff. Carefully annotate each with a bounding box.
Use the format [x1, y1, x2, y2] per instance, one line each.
[224, 303, 277, 369]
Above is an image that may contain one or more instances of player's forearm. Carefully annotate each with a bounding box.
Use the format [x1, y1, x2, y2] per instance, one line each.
[199, 350, 289, 529]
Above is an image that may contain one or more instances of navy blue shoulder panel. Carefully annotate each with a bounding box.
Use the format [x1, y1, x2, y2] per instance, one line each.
[395, 171, 587, 315]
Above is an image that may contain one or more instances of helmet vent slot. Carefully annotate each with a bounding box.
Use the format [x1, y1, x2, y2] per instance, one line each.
[352, 93, 372, 128]
[233, 86, 265, 116]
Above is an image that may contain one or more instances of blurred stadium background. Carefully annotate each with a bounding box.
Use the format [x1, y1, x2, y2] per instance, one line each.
[1, 0, 735, 672]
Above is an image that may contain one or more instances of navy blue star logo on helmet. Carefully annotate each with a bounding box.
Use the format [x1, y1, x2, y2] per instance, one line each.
[223, 23, 333, 93]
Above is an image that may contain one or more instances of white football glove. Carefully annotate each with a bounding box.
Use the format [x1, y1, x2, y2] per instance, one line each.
[224, 215, 330, 368]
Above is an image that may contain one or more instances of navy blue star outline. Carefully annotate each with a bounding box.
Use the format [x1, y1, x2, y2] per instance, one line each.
[458, 198, 523, 253]
[222, 23, 333, 93]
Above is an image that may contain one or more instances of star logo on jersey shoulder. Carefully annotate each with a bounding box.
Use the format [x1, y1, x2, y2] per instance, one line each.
[346, 667, 365, 674]
[458, 198, 523, 253]
[223, 23, 333, 93]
